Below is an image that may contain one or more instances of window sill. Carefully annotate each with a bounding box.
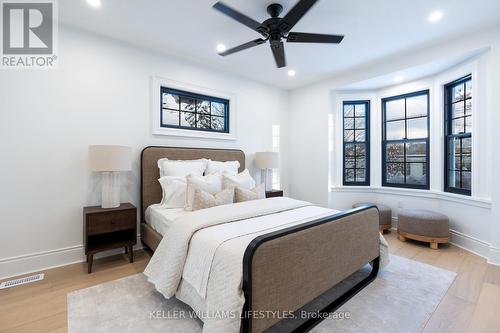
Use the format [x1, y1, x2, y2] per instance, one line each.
[330, 186, 492, 209]
[152, 126, 237, 140]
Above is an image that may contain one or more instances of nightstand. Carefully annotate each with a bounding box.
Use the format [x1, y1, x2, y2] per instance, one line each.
[83, 203, 137, 273]
[266, 189, 284, 198]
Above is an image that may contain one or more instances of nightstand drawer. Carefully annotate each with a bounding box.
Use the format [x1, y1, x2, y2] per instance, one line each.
[87, 210, 135, 235]
[266, 190, 283, 198]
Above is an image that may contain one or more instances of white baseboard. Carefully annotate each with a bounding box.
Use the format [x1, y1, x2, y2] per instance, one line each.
[0, 235, 143, 280]
[2, 223, 500, 280]
[488, 246, 500, 267]
[449, 229, 490, 259]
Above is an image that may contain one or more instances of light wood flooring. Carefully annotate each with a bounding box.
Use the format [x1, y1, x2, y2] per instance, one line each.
[1, 232, 499, 333]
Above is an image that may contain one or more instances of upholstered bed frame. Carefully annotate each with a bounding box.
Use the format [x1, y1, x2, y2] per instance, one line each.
[140, 146, 245, 251]
[140, 146, 380, 333]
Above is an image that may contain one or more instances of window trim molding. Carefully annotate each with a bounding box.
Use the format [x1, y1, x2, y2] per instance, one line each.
[329, 185, 491, 209]
[342, 100, 371, 186]
[443, 74, 472, 196]
[381, 89, 430, 190]
[151, 76, 237, 140]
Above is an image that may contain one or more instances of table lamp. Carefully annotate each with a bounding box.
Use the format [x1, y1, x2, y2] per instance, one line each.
[254, 152, 279, 191]
[89, 145, 132, 208]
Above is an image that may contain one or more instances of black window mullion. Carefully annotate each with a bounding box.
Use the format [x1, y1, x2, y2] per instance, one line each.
[382, 90, 429, 190]
[343, 101, 370, 186]
[444, 75, 472, 195]
[160, 87, 229, 133]
[354, 143, 357, 181]
[459, 137, 463, 188]
[463, 95, 467, 133]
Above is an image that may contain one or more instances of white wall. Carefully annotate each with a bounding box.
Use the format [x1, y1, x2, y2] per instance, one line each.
[288, 26, 500, 264]
[0, 27, 290, 278]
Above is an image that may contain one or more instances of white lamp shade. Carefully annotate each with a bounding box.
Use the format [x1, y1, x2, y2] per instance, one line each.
[254, 152, 279, 169]
[89, 145, 132, 172]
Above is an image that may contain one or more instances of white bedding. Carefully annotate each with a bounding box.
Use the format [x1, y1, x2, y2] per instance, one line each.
[144, 204, 187, 236]
[144, 198, 389, 333]
[182, 205, 336, 299]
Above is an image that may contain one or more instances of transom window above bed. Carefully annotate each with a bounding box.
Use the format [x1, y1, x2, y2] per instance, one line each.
[343, 101, 370, 186]
[160, 87, 229, 133]
[382, 90, 430, 190]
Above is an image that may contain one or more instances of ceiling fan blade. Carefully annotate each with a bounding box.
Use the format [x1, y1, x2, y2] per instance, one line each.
[270, 41, 286, 68]
[279, 0, 318, 33]
[218, 39, 266, 56]
[213, 2, 268, 35]
[287, 32, 344, 44]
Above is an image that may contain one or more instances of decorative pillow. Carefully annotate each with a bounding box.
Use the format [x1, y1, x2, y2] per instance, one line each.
[205, 160, 240, 175]
[234, 183, 266, 203]
[222, 169, 256, 190]
[158, 176, 187, 208]
[185, 174, 222, 211]
[191, 187, 235, 211]
[157, 158, 207, 177]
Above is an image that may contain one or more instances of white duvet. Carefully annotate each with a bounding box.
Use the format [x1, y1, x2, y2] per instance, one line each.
[144, 197, 389, 333]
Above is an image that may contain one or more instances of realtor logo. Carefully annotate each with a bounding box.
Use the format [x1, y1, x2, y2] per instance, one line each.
[1, 0, 58, 68]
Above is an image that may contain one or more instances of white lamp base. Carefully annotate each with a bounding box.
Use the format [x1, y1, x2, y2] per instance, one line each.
[101, 172, 121, 208]
[260, 169, 273, 192]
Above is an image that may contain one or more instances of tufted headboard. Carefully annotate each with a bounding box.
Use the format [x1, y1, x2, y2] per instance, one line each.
[140, 146, 245, 221]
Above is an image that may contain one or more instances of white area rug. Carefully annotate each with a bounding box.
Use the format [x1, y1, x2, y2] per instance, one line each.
[67, 255, 455, 333]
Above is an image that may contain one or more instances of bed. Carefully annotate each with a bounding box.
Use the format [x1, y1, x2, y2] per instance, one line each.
[140, 146, 385, 333]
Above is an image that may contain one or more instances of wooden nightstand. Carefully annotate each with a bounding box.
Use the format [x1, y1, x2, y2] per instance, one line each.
[83, 203, 137, 273]
[266, 189, 284, 198]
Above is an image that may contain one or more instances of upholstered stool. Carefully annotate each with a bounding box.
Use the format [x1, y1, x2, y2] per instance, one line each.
[398, 209, 450, 249]
[352, 202, 392, 233]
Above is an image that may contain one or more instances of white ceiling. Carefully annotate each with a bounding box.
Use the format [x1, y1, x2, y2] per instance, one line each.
[60, 0, 500, 90]
[339, 48, 489, 91]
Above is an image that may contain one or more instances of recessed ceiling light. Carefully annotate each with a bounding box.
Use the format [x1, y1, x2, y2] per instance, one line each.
[394, 76, 404, 83]
[86, 0, 101, 8]
[428, 10, 443, 23]
[216, 44, 227, 53]
[288, 69, 296, 77]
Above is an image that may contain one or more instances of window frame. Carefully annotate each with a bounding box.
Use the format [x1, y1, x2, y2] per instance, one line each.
[444, 75, 472, 196]
[381, 90, 430, 190]
[160, 86, 230, 134]
[342, 100, 370, 186]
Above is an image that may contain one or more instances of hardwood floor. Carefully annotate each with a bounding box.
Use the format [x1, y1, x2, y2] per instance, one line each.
[1, 233, 499, 332]
[0, 250, 151, 333]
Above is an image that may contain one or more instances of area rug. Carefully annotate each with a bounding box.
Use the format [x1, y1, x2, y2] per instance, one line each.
[67, 255, 455, 333]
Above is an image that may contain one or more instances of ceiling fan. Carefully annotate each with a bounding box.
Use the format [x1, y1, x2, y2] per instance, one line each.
[212, 0, 344, 68]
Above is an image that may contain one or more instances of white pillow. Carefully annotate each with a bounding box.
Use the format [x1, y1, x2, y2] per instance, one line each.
[222, 169, 256, 190]
[157, 158, 207, 177]
[185, 174, 222, 211]
[205, 160, 240, 175]
[234, 184, 266, 203]
[191, 187, 234, 211]
[158, 176, 187, 208]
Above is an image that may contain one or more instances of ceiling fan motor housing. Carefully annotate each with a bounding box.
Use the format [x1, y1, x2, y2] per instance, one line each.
[267, 3, 283, 18]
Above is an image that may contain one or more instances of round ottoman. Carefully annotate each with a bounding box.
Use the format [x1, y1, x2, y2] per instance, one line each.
[352, 202, 392, 233]
[398, 209, 450, 249]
